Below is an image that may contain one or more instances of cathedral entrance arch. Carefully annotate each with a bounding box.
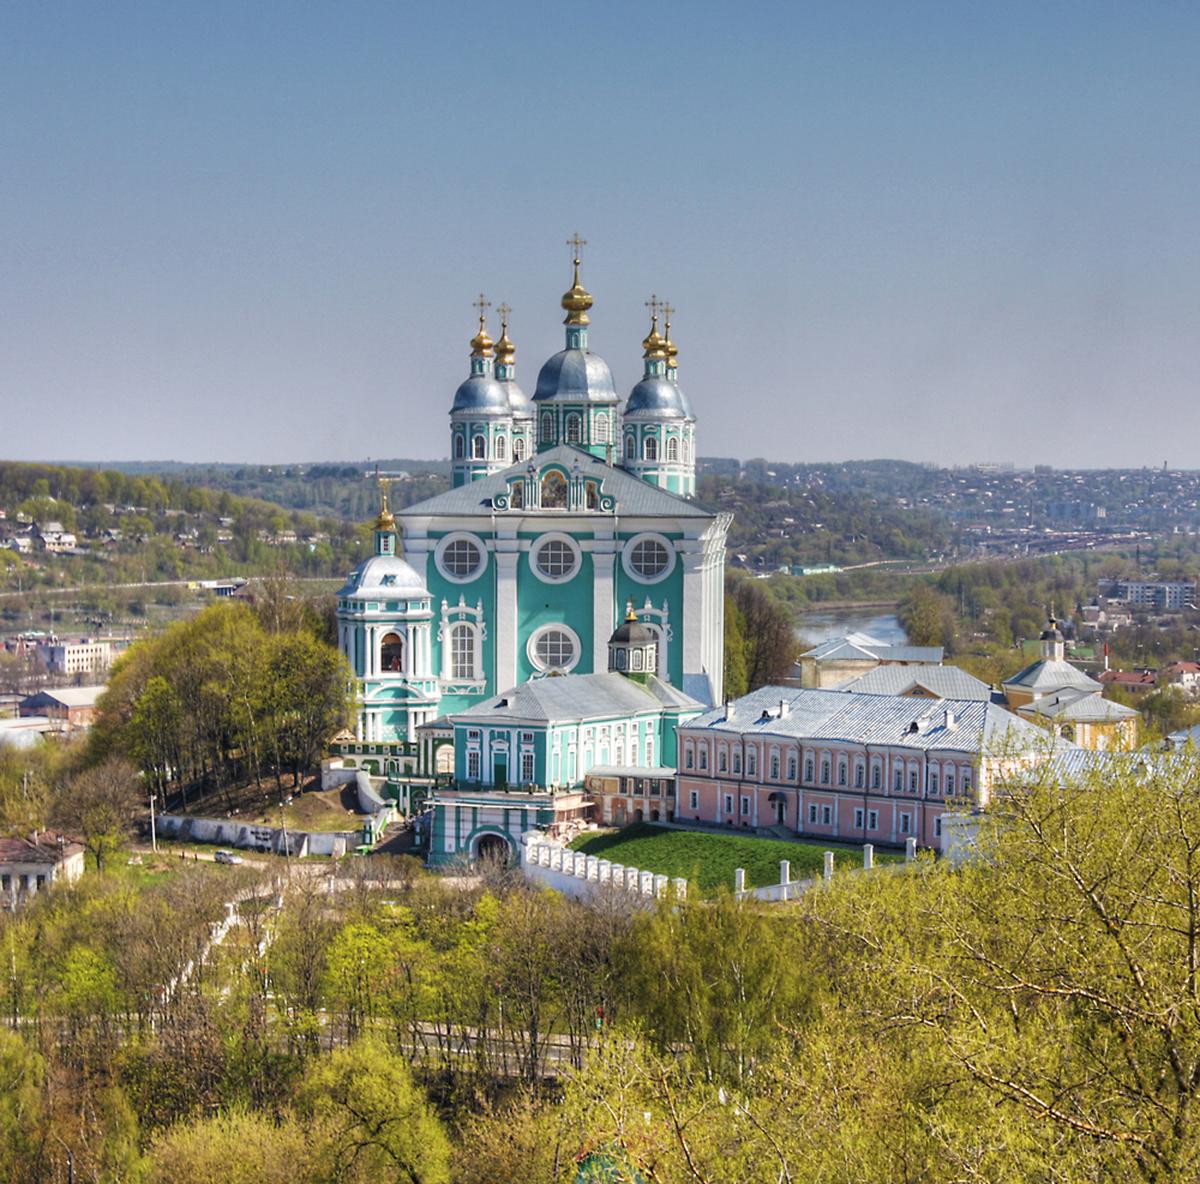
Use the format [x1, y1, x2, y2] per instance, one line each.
[471, 831, 513, 865]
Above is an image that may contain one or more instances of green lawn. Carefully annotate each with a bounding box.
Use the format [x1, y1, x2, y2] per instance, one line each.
[569, 823, 899, 894]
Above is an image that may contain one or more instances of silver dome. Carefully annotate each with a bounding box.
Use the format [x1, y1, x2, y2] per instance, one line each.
[533, 348, 618, 403]
[624, 376, 692, 419]
[451, 375, 511, 416]
[338, 554, 430, 601]
[502, 379, 535, 418]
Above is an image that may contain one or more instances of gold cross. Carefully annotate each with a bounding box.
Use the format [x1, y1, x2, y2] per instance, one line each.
[661, 300, 675, 328]
[497, 301, 511, 328]
[645, 293, 662, 321]
[472, 292, 491, 320]
[566, 232, 587, 262]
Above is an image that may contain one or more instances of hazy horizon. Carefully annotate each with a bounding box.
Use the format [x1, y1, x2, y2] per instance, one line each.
[3, 2, 1198, 469]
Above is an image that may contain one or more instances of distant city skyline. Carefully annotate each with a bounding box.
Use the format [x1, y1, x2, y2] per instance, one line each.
[2, 2, 1198, 469]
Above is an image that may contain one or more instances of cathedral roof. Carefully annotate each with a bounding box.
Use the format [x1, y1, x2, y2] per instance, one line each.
[533, 348, 618, 404]
[398, 444, 716, 520]
[451, 374, 511, 416]
[447, 671, 702, 726]
[338, 554, 429, 601]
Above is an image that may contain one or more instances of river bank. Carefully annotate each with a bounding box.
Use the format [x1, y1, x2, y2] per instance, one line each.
[795, 605, 909, 647]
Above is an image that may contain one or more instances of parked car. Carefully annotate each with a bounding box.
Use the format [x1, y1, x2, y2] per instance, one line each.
[213, 849, 243, 865]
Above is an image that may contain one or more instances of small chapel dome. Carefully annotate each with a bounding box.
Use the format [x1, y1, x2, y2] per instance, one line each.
[625, 376, 690, 418]
[610, 613, 657, 648]
[1040, 619, 1065, 642]
[451, 374, 511, 415]
[607, 602, 659, 677]
[338, 554, 429, 602]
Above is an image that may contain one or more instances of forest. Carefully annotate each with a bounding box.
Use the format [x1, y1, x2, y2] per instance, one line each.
[1, 753, 1199, 1180]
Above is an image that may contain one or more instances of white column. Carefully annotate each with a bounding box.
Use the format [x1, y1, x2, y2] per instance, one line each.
[681, 546, 705, 696]
[592, 544, 616, 672]
[495, 549, 519, 690]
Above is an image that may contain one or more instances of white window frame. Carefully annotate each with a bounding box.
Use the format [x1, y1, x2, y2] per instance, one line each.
[529, 532, 582, 585]
[435, 532, 487, 583]
[527, 623, 582, 674]
[621, 532, 676, 585]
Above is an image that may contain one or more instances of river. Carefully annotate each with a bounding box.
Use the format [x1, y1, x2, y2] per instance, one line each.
[795, 607, 908, 648]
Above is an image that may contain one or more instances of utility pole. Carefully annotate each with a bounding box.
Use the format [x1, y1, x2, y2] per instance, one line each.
[149, 785, 158, 854]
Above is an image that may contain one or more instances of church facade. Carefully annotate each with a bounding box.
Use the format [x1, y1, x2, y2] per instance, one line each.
[336, 248, 730, 757]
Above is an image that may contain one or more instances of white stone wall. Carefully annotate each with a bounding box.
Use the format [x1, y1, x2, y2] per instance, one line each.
[521, 835, 686, 903]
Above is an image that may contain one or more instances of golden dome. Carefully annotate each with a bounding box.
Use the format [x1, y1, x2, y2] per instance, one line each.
[642, 314, 666, 359]
[494, 304, 515, 364]
[469, 313, 494, 357]
[375, 486, 395, 532]
[662, 301, 678, 367]
[561, 257, 593, 326]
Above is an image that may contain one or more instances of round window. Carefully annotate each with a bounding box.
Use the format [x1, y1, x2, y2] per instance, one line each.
[436, 534, 486, 582]
[623, 533, 675, 584]
[531, 627, 578, 673]
[532, 535, 580, 582]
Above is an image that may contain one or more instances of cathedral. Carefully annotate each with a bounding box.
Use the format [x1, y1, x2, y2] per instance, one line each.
[336, 245, 730, 773]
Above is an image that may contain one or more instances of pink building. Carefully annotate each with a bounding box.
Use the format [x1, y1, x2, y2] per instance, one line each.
[676, 687, 1053, 851]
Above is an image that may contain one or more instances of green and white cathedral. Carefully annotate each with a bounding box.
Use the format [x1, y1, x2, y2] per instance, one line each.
[336, 251, 731, 760]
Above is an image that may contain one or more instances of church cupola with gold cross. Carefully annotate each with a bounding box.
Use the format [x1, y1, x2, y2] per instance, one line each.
[493, 302, 535, 465]
[532, 234, 621, 459]
[620, 297, 697, 497]
[450, 294, 518, 487]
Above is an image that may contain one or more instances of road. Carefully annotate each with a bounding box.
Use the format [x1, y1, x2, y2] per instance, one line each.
[0, 576, 338, 601]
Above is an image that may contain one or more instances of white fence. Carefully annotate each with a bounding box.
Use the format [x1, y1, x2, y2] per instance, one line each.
[735, 836, 920, 901]
[522, 836, 687, 902]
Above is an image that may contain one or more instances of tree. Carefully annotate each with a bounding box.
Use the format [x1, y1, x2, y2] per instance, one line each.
[298, 1037, 450, 1184]
[147, 1109, 315, 1184]
[722, 594, 749, 701]
[0, 1030, 46, 1184]
[53, 756, 142, 871]
[898, 581, 958, 650]
[728, 578, 800, 691]
[795, 752, 1200, 1180]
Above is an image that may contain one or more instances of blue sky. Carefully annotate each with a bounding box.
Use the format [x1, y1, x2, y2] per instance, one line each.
[2, 1, 1197, 467]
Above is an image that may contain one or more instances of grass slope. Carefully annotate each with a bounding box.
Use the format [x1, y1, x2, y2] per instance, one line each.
[569, 823, 897, 894]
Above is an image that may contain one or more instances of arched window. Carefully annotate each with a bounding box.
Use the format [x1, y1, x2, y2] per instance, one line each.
[644, 436, 658, 461]
[541, 412, 554, 443]
[450, 623, 476, 680]
[684, 438, 692, 463]
[666, 437, 679, 462]
[496, 435, 507, 459]
[594, 414, 608, 443]
[625, 435, 636, 460]
[541, 471, 568, 509]
[513, 437, 525, 461]
[565, 413, 582, 443]
[380, 632, 404, 673]
[454, 434, 465, 459]
[472, 435, 486, 459]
